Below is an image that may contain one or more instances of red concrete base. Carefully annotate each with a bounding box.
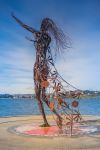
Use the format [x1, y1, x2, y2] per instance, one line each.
[25, 126, 59, 136]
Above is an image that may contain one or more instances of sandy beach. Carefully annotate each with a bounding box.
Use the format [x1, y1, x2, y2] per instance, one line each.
[0, 115, 100, 150]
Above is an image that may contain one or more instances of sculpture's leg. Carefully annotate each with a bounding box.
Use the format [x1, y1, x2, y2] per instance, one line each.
[36, 85, 49, 126]
[34, 64, 49, 126]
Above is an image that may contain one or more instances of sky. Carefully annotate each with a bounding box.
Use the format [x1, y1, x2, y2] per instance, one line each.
[0, 0, 100, 94]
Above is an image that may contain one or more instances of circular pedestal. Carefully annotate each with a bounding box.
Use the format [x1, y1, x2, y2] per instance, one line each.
[13, 123, 99, 137]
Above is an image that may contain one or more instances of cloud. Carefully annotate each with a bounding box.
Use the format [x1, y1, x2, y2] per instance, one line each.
[0, 45, 35, 94]
[56, 50, 100, 90]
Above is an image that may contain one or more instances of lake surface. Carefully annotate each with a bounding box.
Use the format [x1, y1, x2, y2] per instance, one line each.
[0, 98, 100, 117]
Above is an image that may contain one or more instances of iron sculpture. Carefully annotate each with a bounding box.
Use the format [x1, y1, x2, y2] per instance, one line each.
[12, 14, 82, 134]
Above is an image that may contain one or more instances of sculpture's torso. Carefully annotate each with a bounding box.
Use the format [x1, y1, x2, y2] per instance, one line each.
[35, 32, 51, 59]
[34, 32, 51, 82]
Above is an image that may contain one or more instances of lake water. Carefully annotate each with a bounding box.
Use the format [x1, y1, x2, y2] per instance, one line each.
[0, 98, 100, 117]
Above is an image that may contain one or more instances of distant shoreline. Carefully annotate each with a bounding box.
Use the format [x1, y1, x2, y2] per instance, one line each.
[1, 96, 100, 99]
[1, 91, 100, 99]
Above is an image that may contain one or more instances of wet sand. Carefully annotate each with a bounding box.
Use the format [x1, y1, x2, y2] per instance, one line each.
[0, 115, 100, 150]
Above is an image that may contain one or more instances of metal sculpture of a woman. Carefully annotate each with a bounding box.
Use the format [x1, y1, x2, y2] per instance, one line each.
[12, 14, 82, 133]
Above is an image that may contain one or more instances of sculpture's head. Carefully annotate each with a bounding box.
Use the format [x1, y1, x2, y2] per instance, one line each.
[40, 18, 70, 53]
[40, 18, 51, 32]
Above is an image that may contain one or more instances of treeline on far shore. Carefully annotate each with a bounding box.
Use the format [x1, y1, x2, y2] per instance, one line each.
[0, 94, 35, 99]
[80, 94, 100, 99]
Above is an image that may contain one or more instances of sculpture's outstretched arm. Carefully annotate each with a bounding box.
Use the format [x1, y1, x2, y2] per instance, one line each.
[11, 13, 37, 34]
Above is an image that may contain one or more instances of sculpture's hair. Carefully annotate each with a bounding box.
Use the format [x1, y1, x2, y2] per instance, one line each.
[40, 18, 71, 53]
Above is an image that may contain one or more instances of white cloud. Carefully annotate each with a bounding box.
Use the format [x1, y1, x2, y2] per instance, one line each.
[0, 46, 35, 94]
